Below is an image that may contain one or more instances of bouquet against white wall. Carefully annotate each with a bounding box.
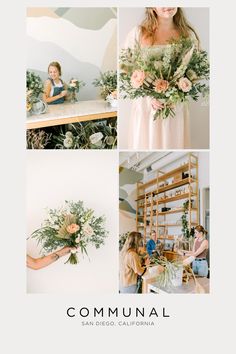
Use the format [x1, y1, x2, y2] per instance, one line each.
[30, 200, 108, 264]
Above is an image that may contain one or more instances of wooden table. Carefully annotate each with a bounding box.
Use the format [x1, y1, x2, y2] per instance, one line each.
[26, 99, 117, 130]
[147, 277, 210, 294]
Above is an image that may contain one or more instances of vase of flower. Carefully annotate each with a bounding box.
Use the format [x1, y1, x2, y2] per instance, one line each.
[106, 90, 118, 108]
[92, 71, 117, 101]
[31, 99, 47, 115]
[67, 78, 85, 104]
[70, 91, 78, 103]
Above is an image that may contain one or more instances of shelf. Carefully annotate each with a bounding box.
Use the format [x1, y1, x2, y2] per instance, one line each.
[135, 154, 199, 242]
[158, 222, 198, 227]
[158, 193, 197, 205]
[158, 208, 197, 216]
[136, 178, 197, 201]
[139, 162, 196, 190]
[158, 162, 197, 182]
[158, 178, 196, 193]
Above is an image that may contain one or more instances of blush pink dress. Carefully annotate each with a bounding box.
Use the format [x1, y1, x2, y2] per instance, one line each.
[124, 27, 191, 150]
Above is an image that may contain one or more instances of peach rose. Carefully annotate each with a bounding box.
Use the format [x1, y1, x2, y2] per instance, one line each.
[130, 70, 146, 88]
[178, 77, 192, 92]
[66, 223, 80, 234]
[154, 79, 169, 93]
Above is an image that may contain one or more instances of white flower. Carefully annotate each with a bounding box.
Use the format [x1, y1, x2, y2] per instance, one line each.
[89, 132, 103, 145]
[83, 223, 94, 237]
[65, 131, 73, 138]
[75, 236, 81, 243]
[63, 137, 74, 148]
[69, 82, 77, 88]
[71, 249, 77, 254]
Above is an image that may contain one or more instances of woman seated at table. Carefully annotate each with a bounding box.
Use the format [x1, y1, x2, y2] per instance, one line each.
[43, 61, 67, 105]
[119, 231, 150, 293]
[182, 225, 209, 277]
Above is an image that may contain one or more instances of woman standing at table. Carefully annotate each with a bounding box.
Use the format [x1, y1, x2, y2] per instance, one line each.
[119, 231, 150, 293]
[43, 61, 68, 105]
[183, 225, 209, 277]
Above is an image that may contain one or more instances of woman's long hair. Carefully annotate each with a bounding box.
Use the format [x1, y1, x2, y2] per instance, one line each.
[120, 232, 143, 259]
[140, 7, 199, 45]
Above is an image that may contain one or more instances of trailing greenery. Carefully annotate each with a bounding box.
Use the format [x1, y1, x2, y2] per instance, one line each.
[151, 256, 183, 289]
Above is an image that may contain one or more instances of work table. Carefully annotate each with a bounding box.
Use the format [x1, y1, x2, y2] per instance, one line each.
[27, 99, 117, 129]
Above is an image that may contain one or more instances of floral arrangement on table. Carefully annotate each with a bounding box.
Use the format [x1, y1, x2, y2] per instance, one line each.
[93, 70, 117, 104]
[26, 70, 44, 106]
[150, 255, 183, 288]
[67, 78, 85, 103]
[119, 37, 209, 119]
[30, 200, 108, 265]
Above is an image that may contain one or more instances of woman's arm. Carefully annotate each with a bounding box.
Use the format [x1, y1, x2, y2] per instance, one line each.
[27, 246, 73, 270]
[184, 240, 208, 258]
[129, 252, 148, 276]
[42, 80, 66, 104]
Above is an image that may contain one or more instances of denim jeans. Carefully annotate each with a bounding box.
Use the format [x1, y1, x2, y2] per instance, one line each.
[192, 259, 208, 277]
[119, 284, 138, 293]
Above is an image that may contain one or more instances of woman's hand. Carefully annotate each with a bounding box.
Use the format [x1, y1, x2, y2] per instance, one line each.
[56, 246, 76, 257]
[60, 90, 67, 97]
[145, 257, 150, 267]
[151, 99, 164, 110]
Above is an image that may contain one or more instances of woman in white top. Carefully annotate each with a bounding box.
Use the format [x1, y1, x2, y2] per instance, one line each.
[123, 7, 199, 149]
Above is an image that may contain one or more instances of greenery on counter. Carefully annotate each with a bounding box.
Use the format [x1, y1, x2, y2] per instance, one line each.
[150, 255, 183, 289]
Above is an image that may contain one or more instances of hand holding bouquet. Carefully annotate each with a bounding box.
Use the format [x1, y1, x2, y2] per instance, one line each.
[119, 37, 209, 119]
[30, 200, 108, 264]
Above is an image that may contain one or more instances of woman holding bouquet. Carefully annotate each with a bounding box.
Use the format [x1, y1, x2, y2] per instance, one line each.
[119, 232, 150, 293]
[43, 61, 68, 105]
[123, 7, 199, 149]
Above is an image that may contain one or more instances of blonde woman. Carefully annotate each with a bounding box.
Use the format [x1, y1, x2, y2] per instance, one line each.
[119, 232, 150, 293]
[43, 61, 67, 105]
[123, 7, 199, 149]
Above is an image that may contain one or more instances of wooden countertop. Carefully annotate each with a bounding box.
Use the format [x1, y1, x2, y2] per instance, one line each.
[26, 99, 117, 129]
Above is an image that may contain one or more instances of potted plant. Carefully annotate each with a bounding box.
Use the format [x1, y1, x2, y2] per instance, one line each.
[26, 70, 47, 114]
[93, 70, 117, 107]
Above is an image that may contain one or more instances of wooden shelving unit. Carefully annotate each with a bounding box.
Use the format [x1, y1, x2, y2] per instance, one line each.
[136, 153, 199, 244]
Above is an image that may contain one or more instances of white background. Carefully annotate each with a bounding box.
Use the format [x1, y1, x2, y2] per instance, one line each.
[119, 7, 209, 149]
[26, 150, 118, 294]
[1, 0, 235, 353]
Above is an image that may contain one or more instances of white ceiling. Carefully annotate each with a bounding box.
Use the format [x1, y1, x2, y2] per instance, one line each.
[119, 151, 172, 172]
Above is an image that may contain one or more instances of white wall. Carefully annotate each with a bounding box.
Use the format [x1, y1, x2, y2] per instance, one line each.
[119, 210, 136, 235]
[27, 150, 118, 294]
[118, 7, 209, 149]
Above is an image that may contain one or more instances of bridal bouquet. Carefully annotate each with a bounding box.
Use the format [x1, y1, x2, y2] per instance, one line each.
[30, 200, 108, 264]
[120, 37, 209, 119]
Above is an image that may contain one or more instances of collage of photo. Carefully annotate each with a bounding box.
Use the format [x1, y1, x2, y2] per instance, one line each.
[26, 7, 210, 295]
